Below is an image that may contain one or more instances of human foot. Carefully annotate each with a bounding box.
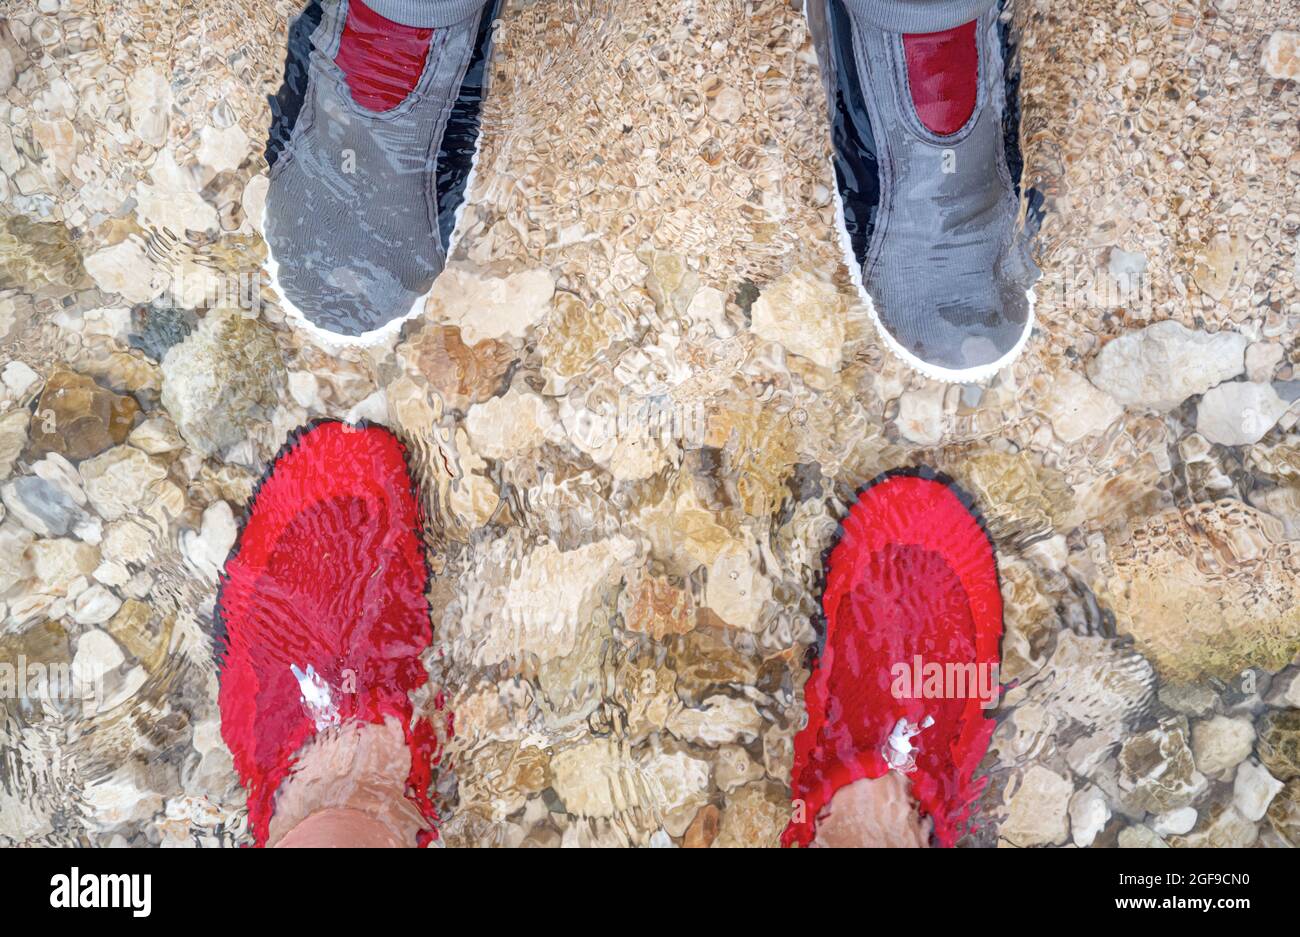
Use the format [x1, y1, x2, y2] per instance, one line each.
[263, 0, 499, 345]
[269, 717, 426, 847]
[785, 470, 1003, 847]
[806, 0, 1039, 382]
[216, 420, 439, 846]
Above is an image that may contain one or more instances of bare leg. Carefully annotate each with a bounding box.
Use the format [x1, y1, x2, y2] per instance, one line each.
[268, 716, 428, 848]
[811, 773, 933, 848]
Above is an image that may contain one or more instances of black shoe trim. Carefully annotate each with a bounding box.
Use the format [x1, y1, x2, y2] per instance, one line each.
[826, 0, 882, 268]
[435, 0, 501, 249]
[997, 1, 1045, 238]
[265, 0, 325, 171]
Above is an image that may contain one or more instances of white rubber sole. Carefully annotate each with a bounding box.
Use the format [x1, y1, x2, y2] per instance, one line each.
[827, 160, 1035, 385]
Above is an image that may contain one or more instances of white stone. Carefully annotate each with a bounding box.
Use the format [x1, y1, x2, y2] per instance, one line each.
[1262, 31, 1300, 81]
[29, 537, 99, 593]
[1191, 715, 1255, 778]
[1108, 246, 1147, 281]
[101, 664, 146, 710]
[79, 446, 168, 520]
[750, 270, 845, 370]
[473, 536, 637, 665]
[1043, 368, 1123, 443]
[1233, 760, 1283, 822]
[241, 173, 269, 235]
[550, 738, 708, 821]
[1003, 765, 1073, 847]
[82, 774, 163, 829]
[425, 266, 554, 343]
[73, 628, 125, 684]
[196, 123, 250, 176]
[1, 360, 39, 397]
[32, 453, 85, 505]
[127, 417, 184, 454]
[464, 387, 556, 460]
[896, 383, 946, 446]
[666, 695, 764, 746]
[686, 285, 733, 337]
[1069, 785, 1111, 847]
[1273, 670, 1300, 709]
[344, 389, 388, 427]
[1245, 342, 1284, 382]
[134, 149, 219, 234]
[705, 536, 773, 632]
[93, 560, 130, 587]
[126, 67, 171, 147]
[0, 409, 28, 479]
[1195, 381, 1288, 446]
[182, 500, 236, 582]
[83, 239, 164, 304]
[708, 85, 745, 122]
[1151, 807, 1197, 836]
[1087, 320, 1247, 411]
[287, 371, 319, 409]
[101, 519, 155, 565]
[71, 584, 122, 624]
[0, 520, 34, 592]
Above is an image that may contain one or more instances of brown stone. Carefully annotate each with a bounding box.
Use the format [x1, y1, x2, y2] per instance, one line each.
[106, 600, 168, 672]
[1266, 779, 1300, 846]
[682, 803, 720, 848]
[26, 370, 139, 462]
[1257, 709, 1300, 782]
[401, 324, 515, 412]
[618, 570, 694, 640]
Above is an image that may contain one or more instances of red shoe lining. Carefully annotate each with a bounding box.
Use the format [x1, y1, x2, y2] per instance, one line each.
[334, 0, 434, 112]
[902, 21, 979, 136]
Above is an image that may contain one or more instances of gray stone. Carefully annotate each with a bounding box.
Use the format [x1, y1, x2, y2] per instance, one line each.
[1, 475, 81, 536]
[160, 308, 285, 456]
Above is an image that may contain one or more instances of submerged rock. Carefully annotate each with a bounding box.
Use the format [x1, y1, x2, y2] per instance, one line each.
[1, 476, 83, 537]
[1069, 785, 1111, 847]
[1042, 368, 1123, 443]
[1234, 760, 1283, 822]
[1266, 779, 1300, 845]
[1117, 824, 1169, 848]
[27, 370, 139, 462]
[1118, 720, 1207, 813]
[424, 266, 554, 344]
[1191, 715, 1255, 779]
[1101, 501, 1300, 682]
[1002, 765, 1073, 847]
[0, 409, 29, 479]
[128, 301, 198, 362]
[813, 774, 932, 848]
[1169, 803, 1259, 848]
[400, 324, 515, 412]
[79, 446, 168, 520]
[1263, 31, 1300, 81]
[1086, 320, 1246, 411]
[750, 270, 846, 371]
[160, 308, 285, 456]
[1256, 709, 1300, 781]
[1196, 381, 1288, 446]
